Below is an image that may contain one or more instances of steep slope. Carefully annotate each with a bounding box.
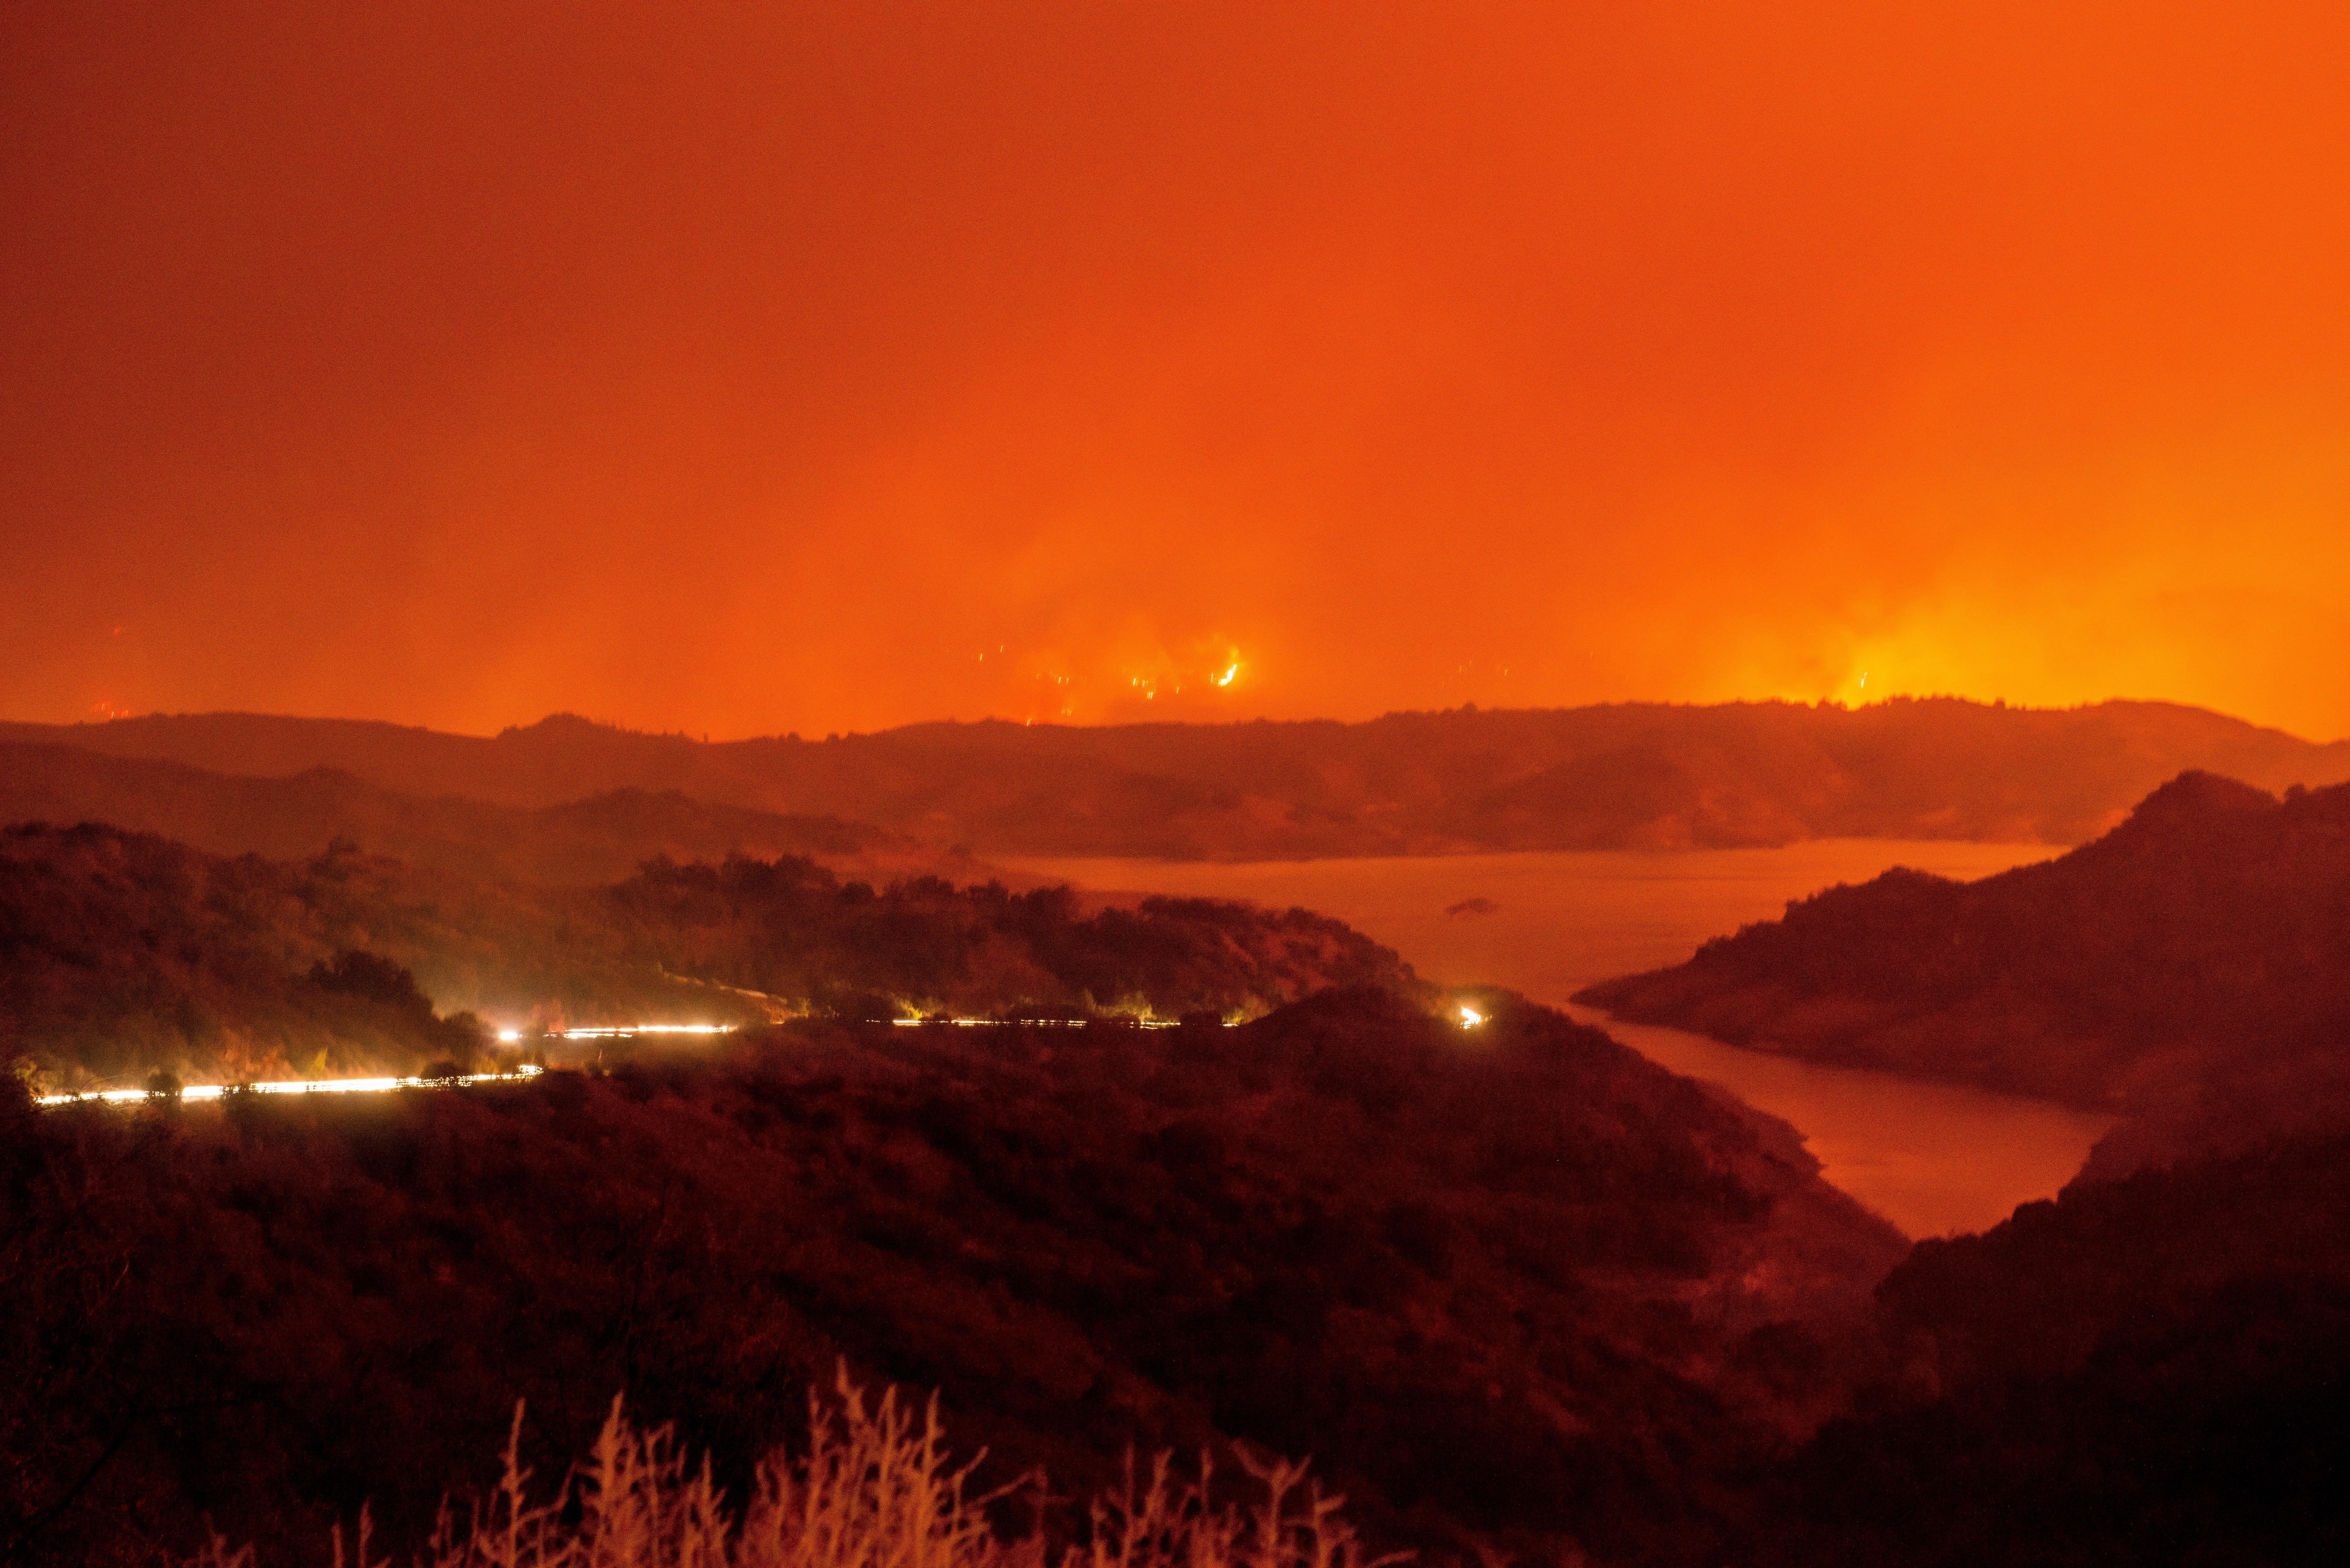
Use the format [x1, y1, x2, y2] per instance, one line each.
[9, 697, 2347, 857]
[1757, 1131, 2350, 1565]
[1578, 772, 2350, 1168]
[0, 990, 1906, 1567]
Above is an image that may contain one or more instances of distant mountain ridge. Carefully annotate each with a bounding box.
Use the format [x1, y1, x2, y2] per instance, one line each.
[0, 738, 960, 887]
[7, 697, 2347, 857]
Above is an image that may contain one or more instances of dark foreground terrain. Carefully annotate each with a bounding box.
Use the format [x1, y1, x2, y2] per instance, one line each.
[2, 991, 1903, 1567]
[12, 1000, 2346, 1567]
[1758, 1128, 2350, 1566]
[10, 786, 2350, 1564]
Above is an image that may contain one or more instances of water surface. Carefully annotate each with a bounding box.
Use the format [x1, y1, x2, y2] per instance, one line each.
[1005, 842, 2114, 1238]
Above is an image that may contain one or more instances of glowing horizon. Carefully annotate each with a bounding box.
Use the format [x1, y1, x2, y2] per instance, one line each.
[8, 4, 2349, 741]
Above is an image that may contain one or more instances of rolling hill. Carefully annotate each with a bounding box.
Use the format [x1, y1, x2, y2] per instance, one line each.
[0, 822, 1416, 1093]
[0, 738, 960, 888]
[1577, 771, 2350, 1173]
[0, 990, 1905, 1567]
[9, 697, 2348, 858]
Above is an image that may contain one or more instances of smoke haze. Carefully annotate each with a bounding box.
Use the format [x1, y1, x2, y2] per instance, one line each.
[8, 2, 2348, 736]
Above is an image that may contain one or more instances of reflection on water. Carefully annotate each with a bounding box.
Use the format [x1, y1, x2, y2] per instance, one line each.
[1565, 1009, 2113, 1239]
[1005, 842, 2114, 1238]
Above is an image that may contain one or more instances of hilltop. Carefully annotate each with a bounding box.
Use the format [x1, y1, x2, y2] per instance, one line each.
[1558, 769, 2350, 1560]
[0, 822, 1414, 1093]
[7, 697, 2347, 858]
[1577, 771, 2350, 1172]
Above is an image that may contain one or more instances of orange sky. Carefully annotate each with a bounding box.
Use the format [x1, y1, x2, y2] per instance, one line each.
[6, 2, 2348, 741]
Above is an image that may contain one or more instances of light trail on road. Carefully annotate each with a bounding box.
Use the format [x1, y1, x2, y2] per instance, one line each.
[496, 1023, 732, 1042]
[30, 1016, 1251, 1107]
[35, 1065, 544, 1108]
[888, 1017, 1229, 1028]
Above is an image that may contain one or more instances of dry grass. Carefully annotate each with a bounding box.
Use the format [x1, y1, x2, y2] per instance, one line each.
[189, 1372, 1401, 1568]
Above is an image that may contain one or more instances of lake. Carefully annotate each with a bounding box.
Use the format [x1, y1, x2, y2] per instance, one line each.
[1003, 842, 2115, 1239]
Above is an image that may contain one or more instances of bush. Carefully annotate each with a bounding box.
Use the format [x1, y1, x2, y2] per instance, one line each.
[195, 1372, 1391, 1568]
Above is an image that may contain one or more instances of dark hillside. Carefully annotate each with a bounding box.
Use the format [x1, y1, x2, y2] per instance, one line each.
[0, 824, 492, 1087]
[1551, 769, 2350, 1556]
[0, 992, 1905, 1567]
[1757, 1132, 2350, 1565]
[1578, 773, 2350, 1159]
[605, 858, 1410, 1021]
[9, 697, 2347, 857]
[0, 739, 950, 887]
[0, 824, 1414, 1092]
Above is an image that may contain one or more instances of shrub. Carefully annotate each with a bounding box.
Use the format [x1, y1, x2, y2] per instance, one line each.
[196, 1372, 1395, 1568]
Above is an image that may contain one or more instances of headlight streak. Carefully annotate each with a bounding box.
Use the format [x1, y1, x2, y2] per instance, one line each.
[37, 1064, 546, 1108]
[517, 1023, 732, 1040]
[888, 1016, 1229, 1029]
[34, 1006, 1492, 1105]
[36, 1025, 739, 1107]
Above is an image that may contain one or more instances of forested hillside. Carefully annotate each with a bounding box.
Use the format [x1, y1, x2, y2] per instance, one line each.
[1578, 772, 2350, 1170]
[0, 991, 1905, 1567]
[1755, 1130, 2350, 1565]
[0, 823, 1413, 1093]
[20, 991, 2339, 1567]
[11, 799, 2349, 1565]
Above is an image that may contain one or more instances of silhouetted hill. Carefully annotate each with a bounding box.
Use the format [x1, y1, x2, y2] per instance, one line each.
[1756, 1130, 2350, 1565]
[0, 823, 1417, 1093]
[8, 697, 2347, 856]
[0, 738, 959, 887]
[0, 991, 1905, 1567]
[0, 824, 513, 1088]
[1577, 771, 2350, 1170]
